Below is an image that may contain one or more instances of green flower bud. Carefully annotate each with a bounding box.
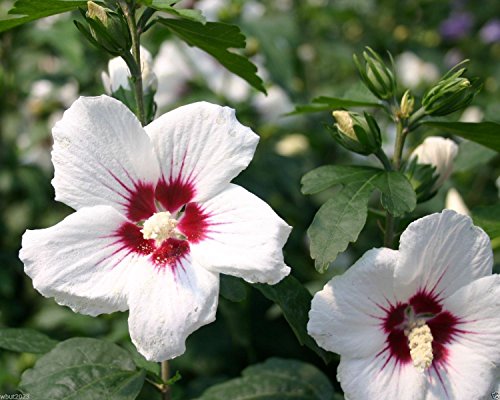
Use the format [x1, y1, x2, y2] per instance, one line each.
[330, 110, 382, 155]
[422, 61, 481, 116]
[353, 47, 397, 101]
[74, 2, 132, 56]
[398, 90, 414, 119]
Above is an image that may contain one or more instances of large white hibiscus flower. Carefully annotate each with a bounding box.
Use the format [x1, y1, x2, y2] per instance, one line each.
[308, 210, 500, 400]
[20, 95, 291, 361]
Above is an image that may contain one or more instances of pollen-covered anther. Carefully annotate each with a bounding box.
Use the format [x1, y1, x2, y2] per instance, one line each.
[405, 319, 434, 372]
[141, 211, 179, 245]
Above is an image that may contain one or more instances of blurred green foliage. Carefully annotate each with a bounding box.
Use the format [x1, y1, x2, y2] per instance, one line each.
[0, 0, 499, 397]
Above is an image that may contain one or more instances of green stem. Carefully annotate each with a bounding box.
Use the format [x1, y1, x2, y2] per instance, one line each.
[384, 119, 407, 248]
[375, 148, 393, 171]
[121, 1, 146, 126]
[408, 106, 426, 129]
[161, 360, 171, 400]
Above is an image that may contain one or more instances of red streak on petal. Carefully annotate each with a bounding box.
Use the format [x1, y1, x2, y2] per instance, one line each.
[178, 203, 211, 243]
[151, 238, 190, 271]
[126, 181, 157, 222]
[409, 289, 442, 315]
[116, 222, 155, 255]
[383, 302, 406, 332]
[156, 177, 195, 213]
[427, 311, 460, 365]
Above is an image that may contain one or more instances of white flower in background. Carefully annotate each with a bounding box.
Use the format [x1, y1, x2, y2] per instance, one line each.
[410, 136, 459, 191]
[274, 133, 310, 157]
[396, 52, 439, 89]
[445, 188, 469, 216]
[459, 106, 484, 123]
[20, 95, 291, 361]
[102, 46, 157, 94]
[252, 86, 293, 123]
[308, 210, 500, 400]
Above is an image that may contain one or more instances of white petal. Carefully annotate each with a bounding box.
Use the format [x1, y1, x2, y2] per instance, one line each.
[186, 184, 291, 284]
[308, 248, 399, 358]
[20, 206, 136, 316]
[396, 210, 492, 300]
[145, 102, 259, 203]
[52, 95, 161, 220]
[127, 256, 219, 361]
[338, 355, 426, 400]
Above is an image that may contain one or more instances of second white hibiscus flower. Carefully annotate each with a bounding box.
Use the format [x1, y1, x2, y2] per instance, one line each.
[20, 95, 291, 361]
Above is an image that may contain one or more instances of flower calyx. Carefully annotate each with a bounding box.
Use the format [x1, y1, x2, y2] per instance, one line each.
[330, 110, 381, 156]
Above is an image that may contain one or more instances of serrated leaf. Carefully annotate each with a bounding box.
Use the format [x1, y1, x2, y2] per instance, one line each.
[0, 0, 87, 33]
[301, 165, 380, 195]
[423, 121, 500, 153]
[0, 328, 58, 354]
[220, 275, 247, 302]
[150, 6, 206, 23]
[308, 180, 377, 272]
[374, 171, 416, 217]
[472, 204, 500, 239]
[20, 338, 145, 400]
[253, 276, 334, 364]
[157, 18, 266, 94]
[196, 358, 335, 400]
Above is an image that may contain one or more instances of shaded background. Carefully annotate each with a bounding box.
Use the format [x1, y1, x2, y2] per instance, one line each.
[1, 0, 499, 397]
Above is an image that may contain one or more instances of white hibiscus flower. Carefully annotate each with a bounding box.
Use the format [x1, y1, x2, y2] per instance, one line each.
[308, 210, 500, 400]
[20, 95, 291, 361]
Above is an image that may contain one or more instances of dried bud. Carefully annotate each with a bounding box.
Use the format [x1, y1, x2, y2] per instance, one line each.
[354, 47, 397, 101]
[422, 61, 481, 116]
[399, 90, 414, 119]
[330, 110, 381, 155]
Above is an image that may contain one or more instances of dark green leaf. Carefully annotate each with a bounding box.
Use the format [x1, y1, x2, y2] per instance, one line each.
[288, 104, 335, 115]
[423, 121, 500, 152]
[196, 358, 335, 400]
[20, 338, 145, 400]
[0, 0, 87, 33]
[149, 5, 206, 23]
[472, 204, 500, 239]
[0, 328, 58, 354]
[253, 276, 334, 364]
[454, 140, 497, 172]
[312, 95, 383, 108]
[157, 19, 266, 94]
[220, 275, 247, 302]
[308, 180, 378, 272]
[374, 171, 416, 217]
[301, 165, 380, 195]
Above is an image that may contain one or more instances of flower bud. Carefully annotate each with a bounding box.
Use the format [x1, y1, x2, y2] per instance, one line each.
[409, 136, 458, 197]
[353, 47, 397, 100]
[330, 110, 381, 155]
[74, 2, 132, 56]
[422, 61, 481, 116]
[398, 90, 414, 119]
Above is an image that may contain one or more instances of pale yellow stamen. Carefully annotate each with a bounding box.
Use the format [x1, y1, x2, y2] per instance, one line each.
[141, 212, 178, 245]
[405, 319, 434, 372]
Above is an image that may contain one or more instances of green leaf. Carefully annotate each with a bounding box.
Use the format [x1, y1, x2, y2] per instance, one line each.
[20, 338, 146, 400]
[312, 95, 383, 108]
[0, 0, 88, 33]
[253, 276, 334, 364]
[157, 18, 266, 94]
[374, 171, 416, 217]
[472, 204, 500, 239]
[453, 140, 497, 172]
[308, 180, 377, 272]
[423, 121, 500, 153]
[196, 358, 335, 400]
[220, 275, 247, 302]
[149, 5, 206, 23]
[301, 165, 380, 195]
[0, 328, 58, 354]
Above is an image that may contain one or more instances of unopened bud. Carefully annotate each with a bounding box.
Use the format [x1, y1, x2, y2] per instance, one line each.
[330, 110, 381, 155]
[87, 1, 108, 25]
[354, 47, 397, 100]
[399, 90, 414, 118]
[422, 61, 480, 116]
